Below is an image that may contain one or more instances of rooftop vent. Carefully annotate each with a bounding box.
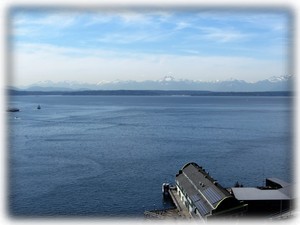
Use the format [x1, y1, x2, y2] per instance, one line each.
[199, 182, 205, 187]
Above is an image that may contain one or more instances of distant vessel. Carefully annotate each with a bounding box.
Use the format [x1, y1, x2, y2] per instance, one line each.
[37, 105, 41, 110]
[7, 108, 20, 112]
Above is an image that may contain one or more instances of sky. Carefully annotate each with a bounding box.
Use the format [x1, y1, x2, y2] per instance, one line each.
[9, 8, 291, 87]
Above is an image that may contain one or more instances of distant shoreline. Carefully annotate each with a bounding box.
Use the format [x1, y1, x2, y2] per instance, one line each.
[7, 89, 292, 97]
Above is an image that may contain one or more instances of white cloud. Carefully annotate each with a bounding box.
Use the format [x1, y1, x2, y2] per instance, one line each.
[96, 29, 173, 44]
[11, 27, 35, 37]
[13, 12, 79, 28]
[83, 13, 113, 26]
[174, 21, 191, 30]
[118, 11, 149, 24]
[118, 11, 173, 25]
[9, 10, 289, 86]
[97, 33, 150, 44]
[11, 43, 287, 87]
[194, 26, 251, 43]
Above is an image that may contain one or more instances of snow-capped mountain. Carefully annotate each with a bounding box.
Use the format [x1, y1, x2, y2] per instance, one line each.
[18, 75, 292, 92]
[22, 80, 100, 91]
[267, 75, 292, 83]
[160, 75, 175, 82]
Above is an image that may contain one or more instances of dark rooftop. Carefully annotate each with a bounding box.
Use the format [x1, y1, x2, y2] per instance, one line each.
[175, 162, 242, 217]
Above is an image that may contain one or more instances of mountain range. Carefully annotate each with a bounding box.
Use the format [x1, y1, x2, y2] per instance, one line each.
[14, 75, 292, 92]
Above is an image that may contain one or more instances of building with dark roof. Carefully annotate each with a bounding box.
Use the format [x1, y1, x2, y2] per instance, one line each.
[175, 162, 247, 220]
[146, 163, 293, 220]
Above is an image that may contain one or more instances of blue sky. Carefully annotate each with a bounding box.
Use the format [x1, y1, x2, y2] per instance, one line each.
[10, 8, 291, 86]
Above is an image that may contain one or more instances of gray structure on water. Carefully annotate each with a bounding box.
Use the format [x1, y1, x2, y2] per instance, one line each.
[231, 177, 294, 216]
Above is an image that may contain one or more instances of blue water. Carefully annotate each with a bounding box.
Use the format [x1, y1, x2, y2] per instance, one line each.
[8, 95, 293, 217]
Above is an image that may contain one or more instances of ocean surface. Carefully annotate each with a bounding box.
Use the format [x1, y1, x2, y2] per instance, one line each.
[8, 95, 293, 217]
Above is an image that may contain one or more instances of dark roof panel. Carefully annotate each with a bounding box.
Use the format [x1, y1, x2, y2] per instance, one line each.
[194, 199, 210, 216]
[176, 163, 232, 209]
[203, 187, 223, 205]
[190, 194, 201, 203]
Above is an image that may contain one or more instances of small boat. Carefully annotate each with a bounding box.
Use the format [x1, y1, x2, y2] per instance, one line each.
[7, 108, 20, 112]
[37, 105, 41, 110]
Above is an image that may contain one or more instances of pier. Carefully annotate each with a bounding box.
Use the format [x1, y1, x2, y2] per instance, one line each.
[144, 187, 192, 220]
